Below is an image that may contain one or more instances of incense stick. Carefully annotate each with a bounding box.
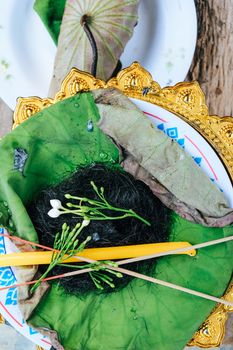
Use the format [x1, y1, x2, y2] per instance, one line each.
[1, 234, 232, 265]
[117, 235, 233, 266]
[0, 258, 231, 307]
[0, 233, 232, 307]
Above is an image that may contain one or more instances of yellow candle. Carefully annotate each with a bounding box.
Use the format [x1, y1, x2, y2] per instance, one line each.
[0, 242, 195, 267]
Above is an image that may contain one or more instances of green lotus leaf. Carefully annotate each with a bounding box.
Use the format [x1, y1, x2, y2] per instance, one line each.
[43, 0, 139, 94]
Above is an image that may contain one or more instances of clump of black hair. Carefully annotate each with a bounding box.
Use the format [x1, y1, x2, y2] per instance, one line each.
[27, 164, 172, 295]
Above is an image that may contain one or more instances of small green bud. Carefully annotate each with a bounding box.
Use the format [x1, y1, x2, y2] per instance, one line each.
[74, 223, 81, 230]
[116, 273, 123, 278]
[104, 260, 118, 267]
[62, 223, 67, 230]
[105, 269, 122, 278]
[101, 278, 115, 288]
[73, 239, 80, 247]
[85, 235, 92, 243]
[66, 203, 73, 207]
[81, 206, 90, 213]
[96, 284, 104, 290]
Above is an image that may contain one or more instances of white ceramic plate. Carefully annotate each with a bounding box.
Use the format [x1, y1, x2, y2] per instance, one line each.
[133, 99, 233, 207]
[0, 0, 197, 109]
[0, 99, 233, 349]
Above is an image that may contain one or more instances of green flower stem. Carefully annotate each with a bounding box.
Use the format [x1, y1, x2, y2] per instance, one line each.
[44, 181, 150, 291]
[91, 271, 115, 288]
[31, 262, 57, 293]
[82, 214, 131, 221]
[59, 208, 150, 225]
[102, 269, 123, 278]
[30, 221, 91, 294]
[58, 263, 92, 269]
[57, 260, 123, 290]
[60, 182, 151, 226]
[65, 197, 104, 207]
[89, 272, 104, 290]
[92, 271, 113, 281]
[59, 204, 150, 226]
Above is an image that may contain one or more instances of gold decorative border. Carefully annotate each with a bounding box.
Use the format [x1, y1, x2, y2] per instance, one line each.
[189, 283, 233, 347]
[13, 63, 233, 181]
[13, 69, 104, 128]
[12, 62, 233, 348]
[0, 313, 4, 324]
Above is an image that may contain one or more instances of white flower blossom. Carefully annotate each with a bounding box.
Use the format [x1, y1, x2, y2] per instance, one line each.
[82, 219, 90, 227]
[50, 199, 62, 209]
[48, 208, 61, 218]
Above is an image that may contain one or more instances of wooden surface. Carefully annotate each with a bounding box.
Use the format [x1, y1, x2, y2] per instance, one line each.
[188, 1, 233, 347]
[189, 1, 233, 346]
[187, 0, 233, 117]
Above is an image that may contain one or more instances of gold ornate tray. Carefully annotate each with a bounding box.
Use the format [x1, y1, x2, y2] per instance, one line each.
[4, 62, 233, 348]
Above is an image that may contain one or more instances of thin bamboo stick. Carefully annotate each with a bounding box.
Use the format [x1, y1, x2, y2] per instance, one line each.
[117, 235, 233, 266]
[0, 234, 232, 307]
